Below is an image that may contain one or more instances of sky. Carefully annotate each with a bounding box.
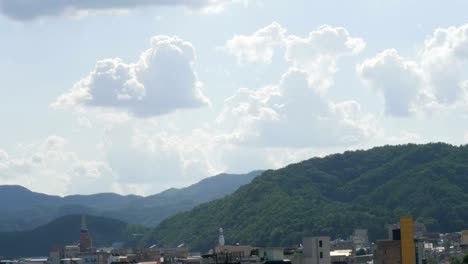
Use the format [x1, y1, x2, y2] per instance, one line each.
[1, 0, 468, 196]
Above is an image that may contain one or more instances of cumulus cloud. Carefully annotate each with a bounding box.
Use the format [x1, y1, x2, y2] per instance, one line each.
[357, 49, 423, 116]
[420, 24, 468, 103]
[52, 36, 210, 117]
[285, 25, 366, 93]
[0, 0, 248, 21]
[0, 136, 119, 195]
[357, 24, 468, 117]
[217, 69, 379, 147]
[225, 23, 365, 93]
[225, 22, 286, 64]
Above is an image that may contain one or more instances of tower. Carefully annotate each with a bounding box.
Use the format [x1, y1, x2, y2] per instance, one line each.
[400, 216, 415, 264]
[218, 227, 225, 246]
[79, 212, 92, 252]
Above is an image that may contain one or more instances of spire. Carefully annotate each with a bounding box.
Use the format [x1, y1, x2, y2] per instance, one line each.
[81, 211, 87, 231]
[79, 211, 92, 252]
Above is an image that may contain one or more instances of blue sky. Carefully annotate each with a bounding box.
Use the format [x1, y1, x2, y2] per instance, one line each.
[1, 0, 467, 195]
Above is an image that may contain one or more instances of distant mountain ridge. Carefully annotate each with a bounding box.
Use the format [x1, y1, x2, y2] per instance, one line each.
[0, 170, 262, 231]
[0, 214, 147, 258]
[142, 143, 468, 251]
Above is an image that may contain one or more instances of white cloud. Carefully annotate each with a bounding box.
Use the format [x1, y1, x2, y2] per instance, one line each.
[285, 25, 366, 94]
[217, 69, 379, 148]
[357, 24, 468, 117]
[225, 22, 286, 64]
[52, 36, 210, 117]
[0, 136, 119, 195]
[0, 0, 249, 21]
[357, 49, 423, 117]
[225, 23, 365, 94]
[420, 24, 468, 103]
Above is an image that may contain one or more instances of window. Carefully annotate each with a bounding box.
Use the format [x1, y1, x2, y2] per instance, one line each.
[319, 240, 322, 247]
[320, 252, 323, 259]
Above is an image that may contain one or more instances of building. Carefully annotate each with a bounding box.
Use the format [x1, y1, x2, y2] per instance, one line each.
[400, 217, 416, 264]
[80, 213, 92, 253]
[462, 230, 468, 244]
[377, 217, 426, 264]
[257, 248, 284, 262]
[49, 246, 64, 264]
[352, 230, 369, 248]
[330, 249, 352, 264]
[64, 246, 81, 259]
[461, 230, 468, 254]
[376, 240, 401, 264]
[300, 237, 330, 264]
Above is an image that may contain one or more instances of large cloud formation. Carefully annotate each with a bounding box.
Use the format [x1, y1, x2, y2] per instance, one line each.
[0, 0, 245, 21]
[217, 70, 378, 147]
[221, 23, 375, 147]
[357, 24, 468, 117]
[52, 36, 210, 117]
[226, 22, 366, 94]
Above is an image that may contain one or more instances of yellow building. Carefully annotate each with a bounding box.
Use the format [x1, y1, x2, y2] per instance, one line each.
[462, 230, 468, 245]
[400, 217, 415, 264]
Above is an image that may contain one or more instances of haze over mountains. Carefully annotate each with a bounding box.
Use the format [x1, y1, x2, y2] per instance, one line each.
[0, 171, 262, 231]
[1, 143, 467, 257]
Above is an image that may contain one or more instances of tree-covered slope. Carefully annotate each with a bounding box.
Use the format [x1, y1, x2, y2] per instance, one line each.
[0, 214, 147, 258]
[142, 143, 468, 251]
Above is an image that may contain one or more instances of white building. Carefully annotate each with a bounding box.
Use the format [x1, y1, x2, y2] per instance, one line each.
[64, 246, 80, 259]
[301, 237, 330, 264]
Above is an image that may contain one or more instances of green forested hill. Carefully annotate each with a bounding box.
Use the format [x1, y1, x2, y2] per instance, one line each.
[142, 143, 468, 251]
[0, 214, 147, 258]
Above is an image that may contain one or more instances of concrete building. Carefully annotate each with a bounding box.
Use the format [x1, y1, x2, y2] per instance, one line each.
[257, 248, 284, 262]
[377, 217, 425, 264]
[64, 246, 81, 259]
[301, 237, 330, 264]
[376, 240, 401, 264]
[352, 230, 369, 248]
[49, 246, 64, 264]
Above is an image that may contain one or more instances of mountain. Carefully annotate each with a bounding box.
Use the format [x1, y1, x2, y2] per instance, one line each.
[0, 187, 141, 232]
[95, 170, 263, 226]
[0, 185, 61, 210]
[0, 214, 147, 259]
[0, 171, 262, 231]
[63, 193, 142, 209]
[142, 143, 468, 252]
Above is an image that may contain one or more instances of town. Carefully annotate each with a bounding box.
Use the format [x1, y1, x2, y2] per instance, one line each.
[1, 214, 467, 264]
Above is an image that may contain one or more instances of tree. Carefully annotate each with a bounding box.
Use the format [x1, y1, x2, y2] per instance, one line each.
[462, 253, 468, 264]
[451, 256, 461, 264]
[356, 248, 367, 256]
